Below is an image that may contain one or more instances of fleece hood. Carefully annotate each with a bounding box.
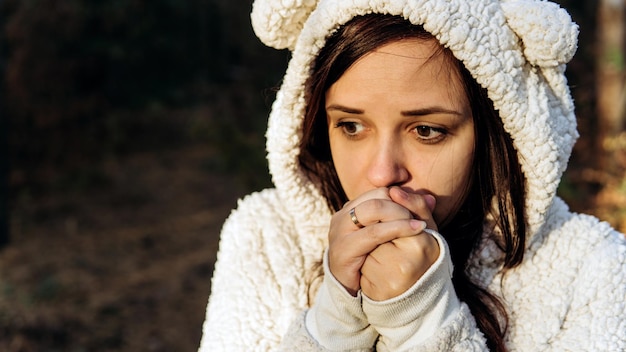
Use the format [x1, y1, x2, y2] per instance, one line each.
[252, 0, 579, 240]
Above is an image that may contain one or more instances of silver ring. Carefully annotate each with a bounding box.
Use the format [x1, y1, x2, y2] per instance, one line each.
[349, 207, 365, 229]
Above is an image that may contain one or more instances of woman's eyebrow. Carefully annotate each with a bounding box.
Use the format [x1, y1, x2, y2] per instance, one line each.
[401, 107, 463, 116]
[326, 104, 364, 114]
[326, 104, 464, 117]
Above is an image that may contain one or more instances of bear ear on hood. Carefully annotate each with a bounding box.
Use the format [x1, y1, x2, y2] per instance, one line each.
[251, 0, 319, 50]
[501, 0, 578, 67]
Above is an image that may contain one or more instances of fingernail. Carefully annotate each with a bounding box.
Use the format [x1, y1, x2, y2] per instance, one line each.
[424, 194, 436, 211]
[410, 219, 427, 231]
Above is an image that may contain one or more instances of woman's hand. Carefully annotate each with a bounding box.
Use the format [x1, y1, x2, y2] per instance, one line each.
[360, 187, 440, 301]
[327, 188, 428, 296]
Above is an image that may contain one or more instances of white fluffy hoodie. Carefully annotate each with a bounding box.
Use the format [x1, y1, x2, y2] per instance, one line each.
[199, 0, 626, 350]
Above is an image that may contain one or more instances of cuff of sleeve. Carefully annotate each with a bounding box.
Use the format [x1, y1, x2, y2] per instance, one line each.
[305, 248, 378, 350]
[362, 229, 461, 349]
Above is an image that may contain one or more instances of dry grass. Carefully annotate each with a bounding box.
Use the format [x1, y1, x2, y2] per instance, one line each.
[0, 145, 244, 351]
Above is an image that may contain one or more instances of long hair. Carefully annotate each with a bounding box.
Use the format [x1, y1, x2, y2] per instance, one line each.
[298, 14, 526, 352]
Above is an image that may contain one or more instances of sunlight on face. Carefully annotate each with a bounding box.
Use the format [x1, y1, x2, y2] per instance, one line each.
[326, 39, 475, 225]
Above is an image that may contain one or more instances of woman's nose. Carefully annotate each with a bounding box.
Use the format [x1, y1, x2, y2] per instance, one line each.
[366, 140, 409, 188]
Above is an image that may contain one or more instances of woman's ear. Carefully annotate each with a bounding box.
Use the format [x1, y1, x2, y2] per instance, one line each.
[251, 0, 319, 50]
[501, 0, 578, 67]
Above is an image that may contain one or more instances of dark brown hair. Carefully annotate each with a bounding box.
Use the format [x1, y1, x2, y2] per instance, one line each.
[298, 14, 526, 352]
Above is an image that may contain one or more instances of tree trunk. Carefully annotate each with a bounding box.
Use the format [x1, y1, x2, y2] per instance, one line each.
[596, 0, 626, 172]
[0, 38, 8, 248]
[0, 98, 8, 249]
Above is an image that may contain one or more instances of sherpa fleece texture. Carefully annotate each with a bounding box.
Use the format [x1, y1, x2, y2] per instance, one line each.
[199, 0, 626, 350]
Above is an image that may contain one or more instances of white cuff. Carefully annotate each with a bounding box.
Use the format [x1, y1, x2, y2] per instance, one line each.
[362, 229, 461, 351]
[305, 248, 378, 350]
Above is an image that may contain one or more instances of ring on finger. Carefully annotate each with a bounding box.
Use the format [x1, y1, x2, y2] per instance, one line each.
[349, 207, 365, 229]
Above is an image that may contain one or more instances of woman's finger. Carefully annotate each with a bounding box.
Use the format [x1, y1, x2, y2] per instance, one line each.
[328, 218, 427, 294]
[360, 230, 440, 300]
[343, 198, 413, 230]
[330, 218, 427, 262]
[388, 187, 438, 232]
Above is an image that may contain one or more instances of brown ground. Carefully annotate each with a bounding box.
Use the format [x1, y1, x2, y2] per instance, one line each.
[0, 144, 246, 351]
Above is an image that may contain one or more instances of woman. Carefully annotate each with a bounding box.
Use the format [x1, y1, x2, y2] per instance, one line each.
[199, 0, 626, 351]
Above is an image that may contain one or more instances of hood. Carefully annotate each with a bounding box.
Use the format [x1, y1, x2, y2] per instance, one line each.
[252, 0, 579, 240]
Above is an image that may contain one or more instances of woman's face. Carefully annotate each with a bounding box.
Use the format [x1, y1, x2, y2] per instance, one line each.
[326, 38, 475, 224]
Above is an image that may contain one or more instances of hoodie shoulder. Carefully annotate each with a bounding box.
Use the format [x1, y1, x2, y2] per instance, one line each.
[201, 188, 322, 350]
[218, 189, 302, 259]
[229, 188, 292, 227]
[503, 198, 626, 349]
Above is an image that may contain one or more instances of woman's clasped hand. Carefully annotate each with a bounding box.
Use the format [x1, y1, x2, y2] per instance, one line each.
[329, 187, 439, 301]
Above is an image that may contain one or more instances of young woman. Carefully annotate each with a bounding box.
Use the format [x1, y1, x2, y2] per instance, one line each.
[199, 1, 626, 351]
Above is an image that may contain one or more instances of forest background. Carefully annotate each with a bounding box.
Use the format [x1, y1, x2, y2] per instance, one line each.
[0, 0, 624, 351]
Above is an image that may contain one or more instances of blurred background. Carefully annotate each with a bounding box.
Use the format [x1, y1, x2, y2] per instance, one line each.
[0, 0, 623, 351]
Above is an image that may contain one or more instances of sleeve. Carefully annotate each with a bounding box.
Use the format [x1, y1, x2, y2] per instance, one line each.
[198, 193, 304, 351]
[276, 247, 377, 352]
[363, 229, 489, 351]
[303, 249, 378, 350]
[283, 229, 489, 352]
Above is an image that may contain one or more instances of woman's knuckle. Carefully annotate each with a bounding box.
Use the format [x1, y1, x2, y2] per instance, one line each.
[367, 198, 386, 212]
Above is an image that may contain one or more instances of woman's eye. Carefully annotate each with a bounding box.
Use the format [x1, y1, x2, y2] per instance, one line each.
[414, 125, 446, 141]
[336, 121, 365, 136]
